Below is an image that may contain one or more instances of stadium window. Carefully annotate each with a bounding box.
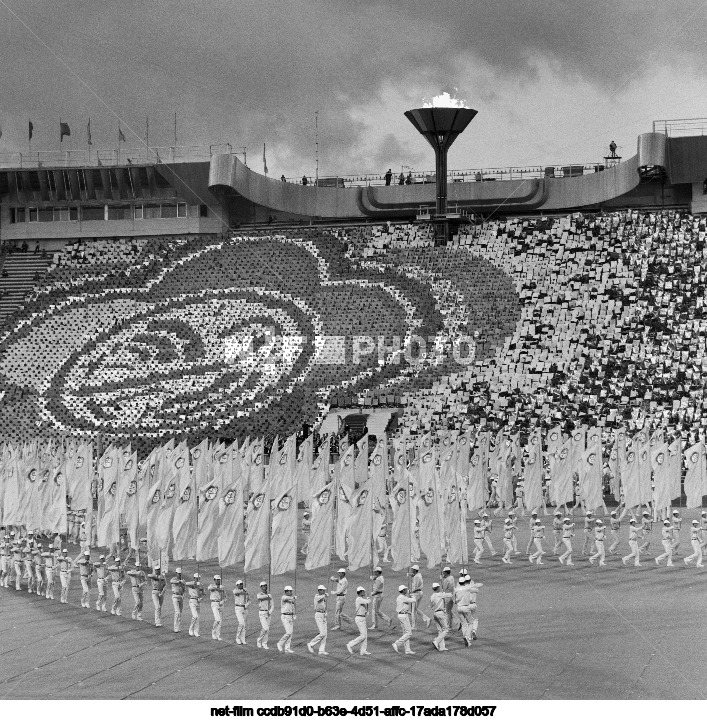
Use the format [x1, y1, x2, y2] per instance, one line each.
[69, 207, 78, 221]
[134, 205, 144, 220]
[81, 206, 105, 221]
[161, 204, 178, 219]
[28, 207, 38, 222]
[199, 204, 208, 217]
[177, 202, 187, 218]
[54, 208, 70, 221]
[188, 204, 199, 217]
[144, 204, 160, 219]
[38, 208, 53, 222]
[107, 205, 132, 220]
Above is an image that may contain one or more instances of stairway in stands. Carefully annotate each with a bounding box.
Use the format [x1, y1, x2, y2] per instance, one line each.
[0, 252, 53, 325]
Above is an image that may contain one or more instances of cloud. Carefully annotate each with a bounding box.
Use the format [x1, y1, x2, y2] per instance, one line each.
[0, 0, 705, 178]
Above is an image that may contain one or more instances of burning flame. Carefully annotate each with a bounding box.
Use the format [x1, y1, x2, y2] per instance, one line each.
[422, 91, 468, 109]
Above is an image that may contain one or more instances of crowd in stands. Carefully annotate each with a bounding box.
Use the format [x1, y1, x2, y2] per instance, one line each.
[1, 211, 707, 455]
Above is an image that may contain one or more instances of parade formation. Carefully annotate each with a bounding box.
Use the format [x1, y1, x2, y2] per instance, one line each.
[1, 422, 705, 659]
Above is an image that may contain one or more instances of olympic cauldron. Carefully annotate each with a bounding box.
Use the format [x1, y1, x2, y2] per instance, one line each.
[405, 105, 477, 244]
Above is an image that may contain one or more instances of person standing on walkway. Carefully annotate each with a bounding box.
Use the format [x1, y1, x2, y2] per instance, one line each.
[330, 569, 352, 630]
[148, 566, 166, 627]
[127, 559, 147, 621]
[74, 550, 93, 607]
[108, 555, 126, 615]
[429, 582, 453, 652]
[409, 565, 430, 629]
[94, 555, 108, 611]
[369, 566, 391, 630]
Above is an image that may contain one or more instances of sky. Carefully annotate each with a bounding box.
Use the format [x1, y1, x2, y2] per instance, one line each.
[1, 0, 706, 179]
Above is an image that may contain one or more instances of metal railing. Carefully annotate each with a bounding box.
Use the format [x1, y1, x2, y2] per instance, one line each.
[653, 118, 707, 137]
[285, 163, 607, 188]
[0, 144, 236, 169]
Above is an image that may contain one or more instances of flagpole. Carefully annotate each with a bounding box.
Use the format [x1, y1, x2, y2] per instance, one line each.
[328, 435, 339, 606]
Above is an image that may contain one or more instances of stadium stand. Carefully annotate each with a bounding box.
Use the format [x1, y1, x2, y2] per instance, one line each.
[1, 210, 707, 453]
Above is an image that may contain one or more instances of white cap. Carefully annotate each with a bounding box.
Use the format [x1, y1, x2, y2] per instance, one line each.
[692, 520, 699, 525]
[630, 519, 636, 524]
[99, 554, 105, 559]
[175, 567, 182, 573]
[317, 584, 327, 590]
[563, 518, 571, 522]
[464, 575, 471, 582]
[432, 582, 440, 589]
[531, 511, 537, 516]
[663, 521, 670, 526]
[259, 581, 268, 586]
[610, 511, 617, 515]
[587, 511, 593, 515]
[214, 574, 221, 580]
[193, 572, 200, 578]
[62, 548, 68, 553]
[236, 579, 243, 585]
[284, 585, 293, 591]
[411, 564, 419, 571]
[596, 520, 603, 525]
[482, 513, 489, 518]
[374, 566, 382, 573]
[398, 585, 407, 592]
[356, 586, 366, 593]
[474, 520, 481, 524]
[83, 550, 90, 555]
[443, 566, 451, 572]
[338, 568, 346, 574]
[672, 510, 679, 515]
[555, 510, 562, 515]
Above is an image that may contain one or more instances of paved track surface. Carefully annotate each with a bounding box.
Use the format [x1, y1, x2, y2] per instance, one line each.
[1, 511, 705, 700]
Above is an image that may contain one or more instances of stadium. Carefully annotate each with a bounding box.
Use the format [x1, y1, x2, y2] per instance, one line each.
[1, 0, 707, 707]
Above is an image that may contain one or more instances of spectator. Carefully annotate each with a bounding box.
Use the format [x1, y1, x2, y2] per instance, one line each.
[398, 173, 405, 185]
[302, 175, 308, 186]
[405, 172, 413, 185]
[21, 241, 28, 253]
[2, 267, 8, 278]
[384, 169, 393, 186]
[34, 242, 40, 254]
[281, 175, 286, 182]
[475, 172, 482, 182]
[609, 141, 617, 158]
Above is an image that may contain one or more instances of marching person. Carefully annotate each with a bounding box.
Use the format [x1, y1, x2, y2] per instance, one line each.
[94, 554, 108, 612]
[581, 511, 595, 555]
[376, 513, 391, 563]
[369, 566, 391, 629]
[589, 519, 607, 566]
[472, 520, 485, 564]
[525, 511, 539, 555]
[208, 575, 226, 641]
[654, 520, 675, 567]
[257, 581, 273, 649]
[277, 585, 296, 653]
[684, 521, 704, 567]
[0, 533, 9, 588]
[11, 536, 23, 591]
[671, 510, 682, 554]
[307, 584, 329, 655]
[507, 510, 520, 554]
[170, 567, 186, 632]
[558, 518, 575, 566]
[127, 559, 147, 621]
[392, 585, 416, 655]
[501, 519, 514, 564]
[108, 555, 126, 615]
[608, 511, 622, 555]
[57, 548, 72, 603]
[23, 536, 36, 594]
[528, 519, 546, 564]
[42, 544, 57, 599]
[454, 575, 473, 646]
[429, 582, 453, 652]
[440, 566, 456, 629]
[330, 568, 351, 630]
[347, 586, 371, 656]
[639, 511, 653, 553]
[622, 518, 643, 566]
[74, 550, 93, 607]
[33, 543, 44, 596]
[148, 566, 166, 627]
[552, 510, 563, 554]
[409, 564, 430, 629]
[185, 572, 205, 637]
[482, 513, 496, 555]
[466, 574, 483, 641]
[232, 579, 250, 644]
